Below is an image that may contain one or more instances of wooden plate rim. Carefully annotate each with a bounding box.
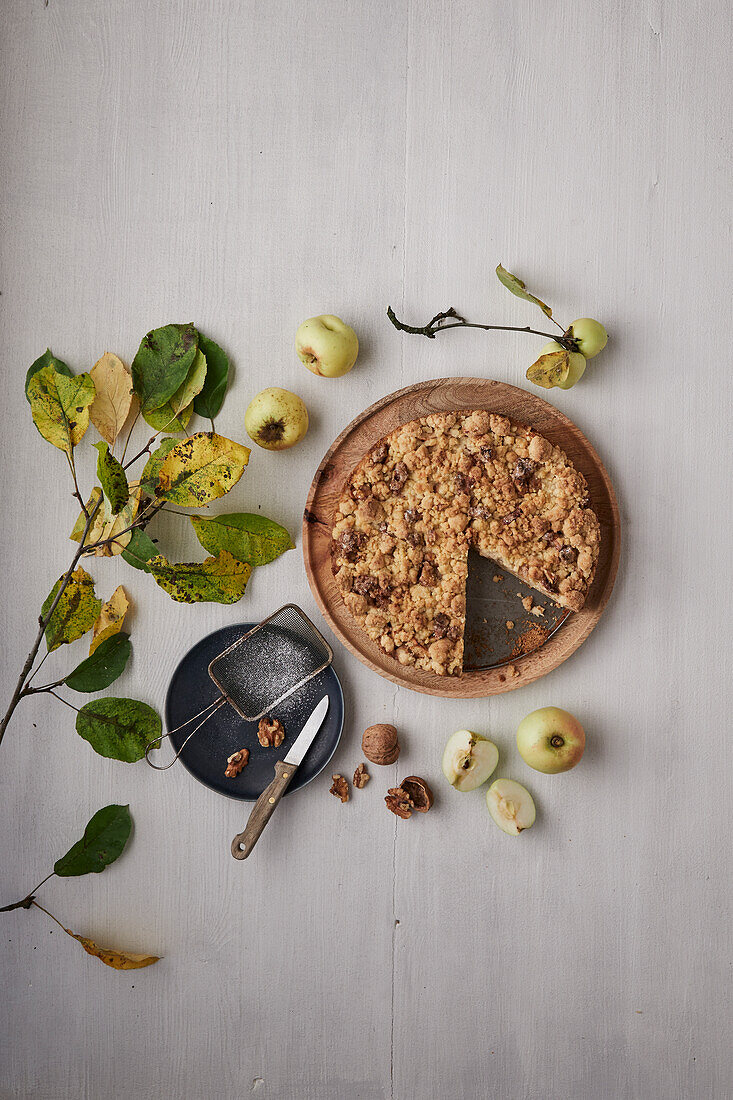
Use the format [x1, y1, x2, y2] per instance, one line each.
[302, 377, 620, 697]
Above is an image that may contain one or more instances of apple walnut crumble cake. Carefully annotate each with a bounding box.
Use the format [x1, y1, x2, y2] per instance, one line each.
[331, 411, 600, 677]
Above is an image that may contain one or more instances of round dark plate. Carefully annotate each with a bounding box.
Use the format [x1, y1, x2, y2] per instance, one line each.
[164, 624, 344, 801]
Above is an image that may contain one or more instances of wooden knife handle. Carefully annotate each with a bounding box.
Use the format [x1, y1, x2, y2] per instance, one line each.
[231, 761, 296, 859]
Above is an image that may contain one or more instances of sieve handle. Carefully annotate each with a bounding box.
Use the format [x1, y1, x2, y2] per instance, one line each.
[231, 761, 297, 859]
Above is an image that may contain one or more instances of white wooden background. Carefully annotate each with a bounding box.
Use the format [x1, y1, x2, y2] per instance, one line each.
[1, 1, 731, 1097]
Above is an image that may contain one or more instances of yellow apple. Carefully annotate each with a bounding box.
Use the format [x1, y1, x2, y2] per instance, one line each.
[566, 318, 608, 359]
[244, 387, 308, 450]
[516, 706, 585, 773]
[295, 315, 359, 378]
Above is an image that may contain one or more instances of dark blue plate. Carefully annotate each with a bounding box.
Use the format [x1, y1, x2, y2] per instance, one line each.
[164, 624, 344, 801]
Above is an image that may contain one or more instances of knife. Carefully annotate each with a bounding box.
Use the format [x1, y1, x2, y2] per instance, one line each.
[231, 694, 330, 860]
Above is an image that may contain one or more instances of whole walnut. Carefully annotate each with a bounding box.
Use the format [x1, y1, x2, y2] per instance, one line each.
[362, 723, 400, 766]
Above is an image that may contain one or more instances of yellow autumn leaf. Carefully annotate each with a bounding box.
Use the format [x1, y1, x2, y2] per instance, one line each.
[68, 930, 160, 970]
[89, 353, 135, 446]
[27, 365, 95, 457]
[156, 432, 250, 506]
[90, 585, 130, 654]
[526, 349, 571, 389]
[70, 484, 141, 556]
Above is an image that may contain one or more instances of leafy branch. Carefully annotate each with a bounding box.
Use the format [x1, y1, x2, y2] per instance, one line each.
[1, 804, 161, 970]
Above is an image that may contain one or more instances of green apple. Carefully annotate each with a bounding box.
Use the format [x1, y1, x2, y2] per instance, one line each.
[566, 318, 608, 359]
[537, 340, 586, 389]
[516, 706, 585, 774]
[244, 387, 309, 450]
[486, 779, 536, 835]
[296, 315, 359, 378]
[441, 729, 498, 791]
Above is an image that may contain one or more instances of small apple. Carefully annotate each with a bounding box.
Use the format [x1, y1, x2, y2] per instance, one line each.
[244, 387, 309, 450]
[486, 779, 536, 835]
[566, 318, 608, 359]
[296, 315, 359, 378]
[536, 340, 587, 389]
[516, 706, 585, 774]
[441, 729, 498, 791]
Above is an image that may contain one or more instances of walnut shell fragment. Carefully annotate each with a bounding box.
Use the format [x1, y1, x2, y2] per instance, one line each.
[353, 762, 370, 789]
[362, 723, 400, 766]
[258, 716, 285, 748]
[330, 774, 349, 803]
[224, 748, 250, 778]
[400, 776, 433, 812]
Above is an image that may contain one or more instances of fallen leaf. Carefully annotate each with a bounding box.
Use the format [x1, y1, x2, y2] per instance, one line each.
[496, 264, 554, 321]
[70, 485, 142, 556]
[25, 349, 73, 402]
[54, 804, 132, 877]
[131, 323, 198, 412]
[65, 632, 131, 692]
[142, 348, 207, 432]
[191, 512, 293, 566]
[93, 442, 129, 514]
[156, 432, 250, 506]
[89, 353, 134, 445]
[68, 931, 160, 970]
[27, 365, 95, 457]
[90, 586, 129, 654]
[76, 697, 161, 761]
[148, 550, 251, 603]
[193, 335, 229, 419]
[41, 567, 101, 652]
[526, 349, 571, 389]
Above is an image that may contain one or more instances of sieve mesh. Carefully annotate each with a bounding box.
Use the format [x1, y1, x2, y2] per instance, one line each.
[208, 604, 333, 721]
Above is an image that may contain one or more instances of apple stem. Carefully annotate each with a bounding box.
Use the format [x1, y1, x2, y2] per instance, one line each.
[387, 306, 575, 348]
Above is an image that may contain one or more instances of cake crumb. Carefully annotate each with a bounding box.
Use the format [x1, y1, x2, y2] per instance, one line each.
[506, 620, 514, 630]
[531, 605, 545, 617]
[493, 575, 502, 583]
[522, 595, 534, 612]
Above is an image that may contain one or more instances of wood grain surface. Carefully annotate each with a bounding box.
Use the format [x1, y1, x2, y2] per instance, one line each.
[303, 377, 620, 697]
[1, 2, 731, 1099]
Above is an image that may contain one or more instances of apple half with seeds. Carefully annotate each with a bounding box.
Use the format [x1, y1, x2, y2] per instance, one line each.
[441, 729, 498, 792]
[486, 779, 536, 835]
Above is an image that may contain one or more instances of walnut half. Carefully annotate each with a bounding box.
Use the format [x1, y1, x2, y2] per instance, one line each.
[257, 716, 285, 748]
[330, 774, 349, 803]
[353, 762, 370, 789]
[385, 786, 413, 818]
[224, 748, 250, 778]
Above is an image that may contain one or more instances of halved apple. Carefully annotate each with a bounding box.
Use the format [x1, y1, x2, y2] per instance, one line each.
[441, 730, 498, 792]
[486, 779, 536, 835]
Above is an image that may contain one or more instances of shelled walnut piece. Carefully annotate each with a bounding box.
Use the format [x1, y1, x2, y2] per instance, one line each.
[224, 748, 249, 778]
[330, 774, 349, 803]
[353, 762, 370, 788]
[257, 715, 285, 748]
[362, 723, 400, 765]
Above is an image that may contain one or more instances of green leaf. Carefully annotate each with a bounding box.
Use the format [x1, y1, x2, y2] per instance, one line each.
[496, 264, 554, 321]
[121, 528, 159, 572]
[142, 347, 207, 433]
[93, 442, 129, 514]
[130, 323, 198, 412]
[193, 335, 229, 419]
[41, 567, 102, 652]
[25, 349, 73, 402]
[148, 551, 251, 603]
[139, 438, 179, 494]
[76, 697, 161, 762]
[526, 349, 571, 389]
[65, 632, 131, 692]
[27, 365, 95, 457]
[53, 804, 132, 876]
[155, 432, 250, 507]
[191, 512, 293, 567]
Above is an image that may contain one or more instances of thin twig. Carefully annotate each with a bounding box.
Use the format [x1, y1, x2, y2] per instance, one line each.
[119, 406, 141, 464]
[65, 452, 88, 518]
[23, 677, 67, 696]
[31, 899, 71, 935]
[386, 305, 569, 345]
[0, 499, 102, 749]
[47, 689, 80, 714]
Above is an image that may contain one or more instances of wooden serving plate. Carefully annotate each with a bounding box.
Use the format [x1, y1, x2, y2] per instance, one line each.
[302, 378, 620, 697]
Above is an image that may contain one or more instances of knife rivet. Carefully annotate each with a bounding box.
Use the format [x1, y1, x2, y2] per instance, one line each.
[282, 772, 289, 778]
[268, 797, 275, 804]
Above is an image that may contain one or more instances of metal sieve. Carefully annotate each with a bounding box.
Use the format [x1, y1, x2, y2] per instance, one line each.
[145, 604, 333, 770]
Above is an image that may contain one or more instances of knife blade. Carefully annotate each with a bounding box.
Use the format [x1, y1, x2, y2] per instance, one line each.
[284, 694, 329, 765]
[231, 694, 330, 860]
